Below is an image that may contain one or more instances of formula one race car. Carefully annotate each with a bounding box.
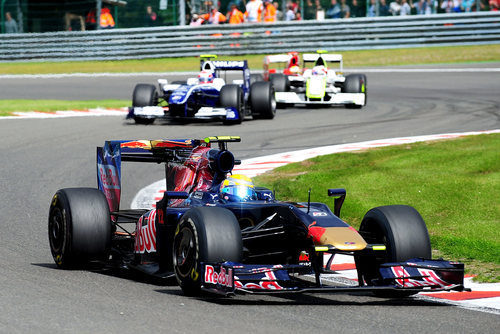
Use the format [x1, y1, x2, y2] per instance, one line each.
[128, 55, 276, 124]
[264, 51, 367, 108]
[48, 136, 465, 298]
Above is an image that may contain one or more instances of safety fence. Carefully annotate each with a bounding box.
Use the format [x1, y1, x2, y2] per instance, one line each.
[0, 11, 499, 62]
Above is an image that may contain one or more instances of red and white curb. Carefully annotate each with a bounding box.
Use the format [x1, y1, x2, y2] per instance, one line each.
[0, 107, 128, 119]
[131, 129, 500, 312]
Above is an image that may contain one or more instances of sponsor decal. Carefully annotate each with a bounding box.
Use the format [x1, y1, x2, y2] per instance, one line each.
[134, 210, 157, 253]
[312, 212, 327, 217]
[212, 60, 245, 68]
[98, 164, 120, 189]
[390, 266, 450, 288]
[234, 266, 284, 290]
[204, 265, 233, 288]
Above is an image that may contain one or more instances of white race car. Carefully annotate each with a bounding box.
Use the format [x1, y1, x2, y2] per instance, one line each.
[264, 51, 367, 109]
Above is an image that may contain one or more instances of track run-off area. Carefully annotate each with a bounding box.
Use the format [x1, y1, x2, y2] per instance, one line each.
[0, 65, 499, 333]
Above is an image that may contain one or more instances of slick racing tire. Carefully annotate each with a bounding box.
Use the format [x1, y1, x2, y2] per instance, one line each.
[250, 81, 276, 120]
[132, 83, 158, 107]
[133, 117, 155, 125]
[48, 188, 111, 269]
[342, 74, 366, 109]
[173, 207, 243, 296]
[220, 84, 244, 125]
[354, 205, 431, 297]
[250, 74, 264, 85]
[269, 73, 290, 92]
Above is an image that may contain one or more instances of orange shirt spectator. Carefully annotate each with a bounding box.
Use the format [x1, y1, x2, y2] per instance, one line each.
[227, 4, 245, 24]
[263, 0, 277, 22]
[245, 0, 264, 22]
[201, 8, 227, 24]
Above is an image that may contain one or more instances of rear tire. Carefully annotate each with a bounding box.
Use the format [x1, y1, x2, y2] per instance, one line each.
[355, 205, 431, 297]
[343, 74, 366, 109]
[250, 81, 276, 120]
[269, 73, 290, 92]
[220, 84, 243, 125]
[173, 207, 242, 296]
[250, 74, 264, 85]
[48, 188, 111, 269]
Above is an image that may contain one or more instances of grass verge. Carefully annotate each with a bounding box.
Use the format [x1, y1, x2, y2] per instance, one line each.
[0, 99, 129, 116]
[0, 44, 499, 75]
[254, 133, 500, 282]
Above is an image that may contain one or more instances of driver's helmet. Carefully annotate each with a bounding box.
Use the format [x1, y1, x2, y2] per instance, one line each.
[312, 65, 327, 76]
[289, 65, 301, 74]
[198, 70, 214, 84]
[220, 174, 257, 202]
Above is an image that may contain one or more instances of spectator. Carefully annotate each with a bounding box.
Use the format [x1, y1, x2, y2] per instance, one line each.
[4, 12, 18, 33]
[490, 0, 500, 10]
[245, 0, 264, 22]
[414, 0, 427, 13]
[145, 6, 158, 26]
[264, 0, 278, 22]
[285, 3, 296, 20]
[380, 0, 391, 15]
[452, 0, 462, 11]
[351, 0, 366, 17]
[461, 0, 474, 11]
[304, 0, 317, 19]
[400, 0, 412, 14]
[326, 0, 342, 18]
[190, 13, 204, 25]
[295, 11, 302, 19]
[86, 7, 115, 29]
[315, 0, 326, 19]
[440, 0, 454, 11]
[274, 1, 284, 20]
[389, 0, 401, 14]
[201, 7, 226, 24]
[340, 0, 351, 17]
[367, 0, 377, 16]
[227, 3, 245, 23]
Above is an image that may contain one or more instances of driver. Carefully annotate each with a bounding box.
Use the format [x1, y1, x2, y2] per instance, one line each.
[198, 70, 214, 84]
[220, 174, 257, 202]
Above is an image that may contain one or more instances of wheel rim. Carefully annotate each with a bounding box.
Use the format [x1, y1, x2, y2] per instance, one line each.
[174, 226, 197, 278]
[49, 207, 65, 253]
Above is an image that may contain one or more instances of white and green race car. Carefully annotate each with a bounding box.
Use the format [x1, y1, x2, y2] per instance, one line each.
[265, 51, 367, 109]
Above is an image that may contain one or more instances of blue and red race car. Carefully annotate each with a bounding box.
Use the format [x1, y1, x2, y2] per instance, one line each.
[128, 56, 276, 125]
[48, 136, 465, 297]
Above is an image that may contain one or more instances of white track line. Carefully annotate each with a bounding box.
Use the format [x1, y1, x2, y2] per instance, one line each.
[1, 67, 499, 79]
[0, 108, 128, 120]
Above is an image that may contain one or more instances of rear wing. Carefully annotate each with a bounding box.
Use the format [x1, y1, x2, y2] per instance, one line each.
[303, 53, 343, 72]
[96, 136, 240, 212]
[263, 52, 300, 80]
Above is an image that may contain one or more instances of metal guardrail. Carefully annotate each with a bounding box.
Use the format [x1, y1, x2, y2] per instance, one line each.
[0, 12, 499, 62]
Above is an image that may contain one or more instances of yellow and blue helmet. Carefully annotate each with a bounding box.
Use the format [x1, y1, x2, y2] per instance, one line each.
[220, 174, 257, 202]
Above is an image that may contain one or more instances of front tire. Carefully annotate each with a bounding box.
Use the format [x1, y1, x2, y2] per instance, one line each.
[250, 81, 276, 120]
[132, 83, 158, 107]
[173, 207, 242, 296]
[355, 205, 431, 296]
[342, 74, 366, 109]
[48, 188, 111, 269]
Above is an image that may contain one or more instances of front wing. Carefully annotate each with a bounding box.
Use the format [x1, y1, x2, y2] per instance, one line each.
[201, 259, 465, 296]
[128, 106, 240, 121]
[276, 92, 365, 107]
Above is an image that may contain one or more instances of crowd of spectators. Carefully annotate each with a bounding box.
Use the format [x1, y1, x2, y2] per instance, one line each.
[186, 0, 498, 25]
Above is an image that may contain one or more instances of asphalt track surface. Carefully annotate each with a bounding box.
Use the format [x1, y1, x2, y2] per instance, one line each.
[0, 66, 499, 333]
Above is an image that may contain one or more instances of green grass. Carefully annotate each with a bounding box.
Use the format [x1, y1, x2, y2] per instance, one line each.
[0, 99, 129, 116]
[254, 133, 500, 282]
[0, 44, 499, 75]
